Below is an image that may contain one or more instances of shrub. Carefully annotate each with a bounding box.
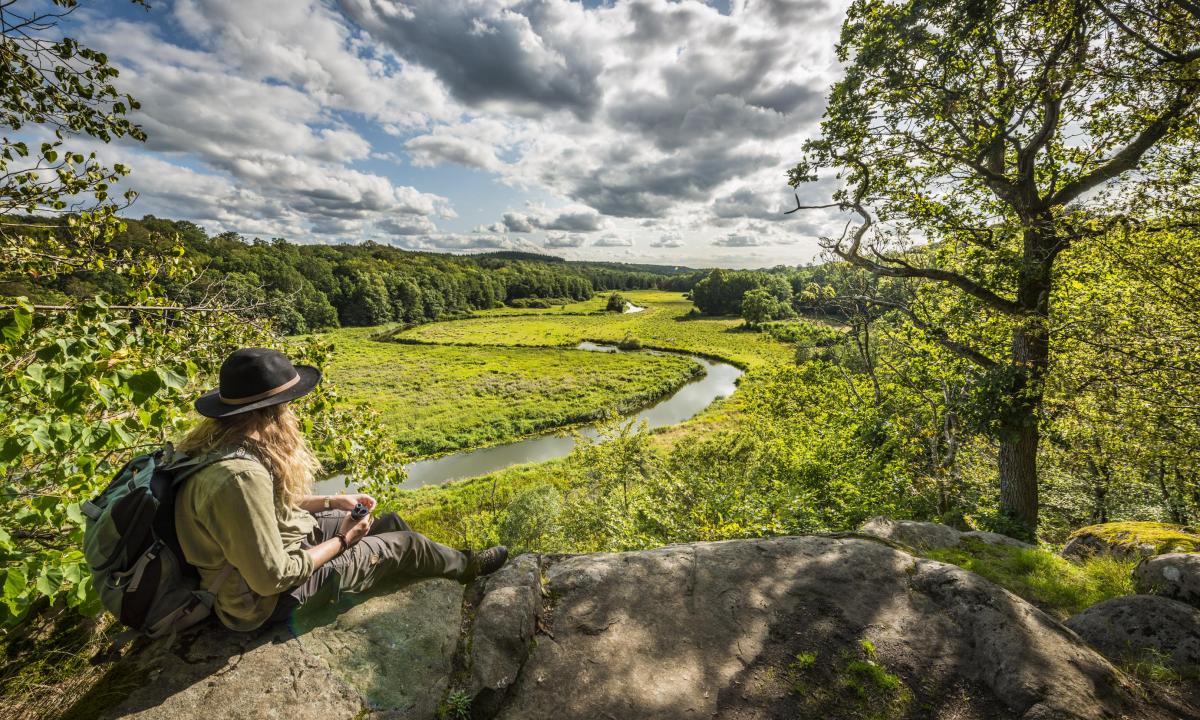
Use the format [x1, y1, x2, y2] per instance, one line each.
[499, 484, 564, 553]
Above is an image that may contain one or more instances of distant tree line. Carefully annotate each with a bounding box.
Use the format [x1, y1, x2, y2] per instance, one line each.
[7, 216, 692, 333]
[690, 265, 861, 321]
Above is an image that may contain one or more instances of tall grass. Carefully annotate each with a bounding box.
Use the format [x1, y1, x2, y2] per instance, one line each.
[926, 539, 1136, 618]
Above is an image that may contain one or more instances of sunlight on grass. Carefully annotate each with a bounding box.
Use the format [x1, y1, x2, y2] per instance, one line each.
[318, 324, 702, 458]
[926, 539, 1136, 618]
[397, 290, 794, 369]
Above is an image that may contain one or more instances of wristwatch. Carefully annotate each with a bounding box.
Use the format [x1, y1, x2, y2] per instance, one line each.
[323, 496, 331, 511]
[334, 532, 348, 552]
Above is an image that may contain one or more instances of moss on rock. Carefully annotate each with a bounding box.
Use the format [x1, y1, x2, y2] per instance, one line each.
[1063, 522, 1200, 561]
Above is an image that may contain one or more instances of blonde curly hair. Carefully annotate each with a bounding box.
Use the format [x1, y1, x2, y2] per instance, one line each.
[176, 403, 319, 508]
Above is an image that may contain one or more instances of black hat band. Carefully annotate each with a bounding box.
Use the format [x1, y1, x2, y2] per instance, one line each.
[218, 373, 300, 405]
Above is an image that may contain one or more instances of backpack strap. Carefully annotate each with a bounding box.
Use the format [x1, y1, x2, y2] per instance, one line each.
[205, 562, 236, 596]
[80, 499, 104, 522]
[164, 446, 259, 484]
[159, 447, 249, 604]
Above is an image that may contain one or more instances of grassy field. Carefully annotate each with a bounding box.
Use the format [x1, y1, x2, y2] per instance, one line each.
[319, 325, 703, 457]
[471, 294, 614, 316]
[398, 290, 792, 368]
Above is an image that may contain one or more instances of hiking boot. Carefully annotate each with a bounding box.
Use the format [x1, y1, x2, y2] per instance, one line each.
[459, 546, 508, 584]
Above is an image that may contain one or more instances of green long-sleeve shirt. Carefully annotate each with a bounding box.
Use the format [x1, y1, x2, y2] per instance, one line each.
[175, 456, 317, 630]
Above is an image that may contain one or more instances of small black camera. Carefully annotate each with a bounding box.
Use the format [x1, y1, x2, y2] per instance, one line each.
[350, 502, 370, 521]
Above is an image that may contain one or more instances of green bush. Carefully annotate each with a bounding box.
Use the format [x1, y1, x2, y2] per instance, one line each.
[499, 484, 564, 553]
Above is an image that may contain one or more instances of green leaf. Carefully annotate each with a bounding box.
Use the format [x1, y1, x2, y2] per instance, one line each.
[3, 565, 28, 601]
[36, 565, 64, 597]
[24, 362, 47, 387]
[66, 502, 85, 525]
[62, 562, 85, 585]
[127, 368, 163, 404]
[0, 437, 23, 463]
[73, 575, 102, 615]
[1, 303, 33, 343]
[29, 425, 53, 452]
[111, 422, 137, 446]
[158, 367, 187, 390]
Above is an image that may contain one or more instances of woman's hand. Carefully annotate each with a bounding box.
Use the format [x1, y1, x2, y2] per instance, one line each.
[327, 494, 377, 511]
[336, 511, 372, 547]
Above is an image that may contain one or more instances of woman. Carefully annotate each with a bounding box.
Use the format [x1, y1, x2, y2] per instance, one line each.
[174, 347, 507, 631]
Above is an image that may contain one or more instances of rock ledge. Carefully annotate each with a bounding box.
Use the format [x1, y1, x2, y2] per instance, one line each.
[78, 536, 1182, 720]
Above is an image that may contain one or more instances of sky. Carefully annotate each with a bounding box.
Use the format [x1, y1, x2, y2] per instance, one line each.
[63, 0, 853, 269]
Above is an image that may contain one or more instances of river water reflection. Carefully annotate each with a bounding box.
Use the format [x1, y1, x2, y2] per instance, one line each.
[313, 341, 743, 493]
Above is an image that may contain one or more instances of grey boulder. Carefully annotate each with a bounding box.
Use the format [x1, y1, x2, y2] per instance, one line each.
[466, 553, 542, 716]
[1135, 553, 1200, 608]
[89, 578, 463, 720]
[858, 516, 1032, 551]
[493, 537, 1136, 720]
[1066, 594, 1200, 676]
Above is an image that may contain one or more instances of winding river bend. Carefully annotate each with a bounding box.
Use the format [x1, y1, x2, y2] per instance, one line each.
[314, 341, 743, 493]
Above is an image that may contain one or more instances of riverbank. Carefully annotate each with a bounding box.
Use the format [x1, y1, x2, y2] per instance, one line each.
[315, 341, 742, 491]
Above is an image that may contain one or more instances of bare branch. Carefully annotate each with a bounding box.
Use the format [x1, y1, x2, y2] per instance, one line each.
[830, 202, 1023, 314]
[784, 194, 843, 214]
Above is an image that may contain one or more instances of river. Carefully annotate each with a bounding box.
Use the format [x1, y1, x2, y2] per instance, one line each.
[313, 340, 742, 493]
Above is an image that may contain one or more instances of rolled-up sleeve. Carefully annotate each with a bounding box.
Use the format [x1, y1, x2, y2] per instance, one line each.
[203, 467, 313, 595]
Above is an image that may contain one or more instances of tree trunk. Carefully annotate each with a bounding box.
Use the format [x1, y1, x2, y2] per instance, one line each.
[1155, 462, 1187, 525]
[998, 221, 1055, 536]
[998, 414, 1040, 532]
[997, 320, 1049, 534]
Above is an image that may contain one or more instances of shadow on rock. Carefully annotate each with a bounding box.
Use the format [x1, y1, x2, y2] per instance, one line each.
[63, 577, 464, 720]
[488, 537, 1177, 720]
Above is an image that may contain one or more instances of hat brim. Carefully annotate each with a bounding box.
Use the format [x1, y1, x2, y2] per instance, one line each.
[194, 365, 322, 418]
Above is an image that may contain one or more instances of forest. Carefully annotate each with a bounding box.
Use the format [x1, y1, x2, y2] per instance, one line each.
[2, 0, 1200, 716]
[4, 215, 687, 334]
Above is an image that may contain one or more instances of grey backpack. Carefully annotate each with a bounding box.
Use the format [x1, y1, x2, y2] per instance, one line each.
[81, 444, 239, 639]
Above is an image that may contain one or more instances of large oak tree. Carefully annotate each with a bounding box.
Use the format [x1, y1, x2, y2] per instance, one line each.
[791, 0, 1200, 534]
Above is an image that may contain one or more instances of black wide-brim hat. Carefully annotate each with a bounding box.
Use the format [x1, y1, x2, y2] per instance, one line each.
[194, 348, 321, 418]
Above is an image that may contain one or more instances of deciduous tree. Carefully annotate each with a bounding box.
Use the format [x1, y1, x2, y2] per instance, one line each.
[791, 0, 1200, 535]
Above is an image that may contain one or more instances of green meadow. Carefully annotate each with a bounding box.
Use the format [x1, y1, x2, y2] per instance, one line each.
[397, 290, 793, 368]
[393, 290, 798, 447]
[469, 294, 614, 316]
[319, 323, 703, 457]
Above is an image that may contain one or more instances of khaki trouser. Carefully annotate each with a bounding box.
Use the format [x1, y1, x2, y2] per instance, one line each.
[269, 510, 467, 622]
